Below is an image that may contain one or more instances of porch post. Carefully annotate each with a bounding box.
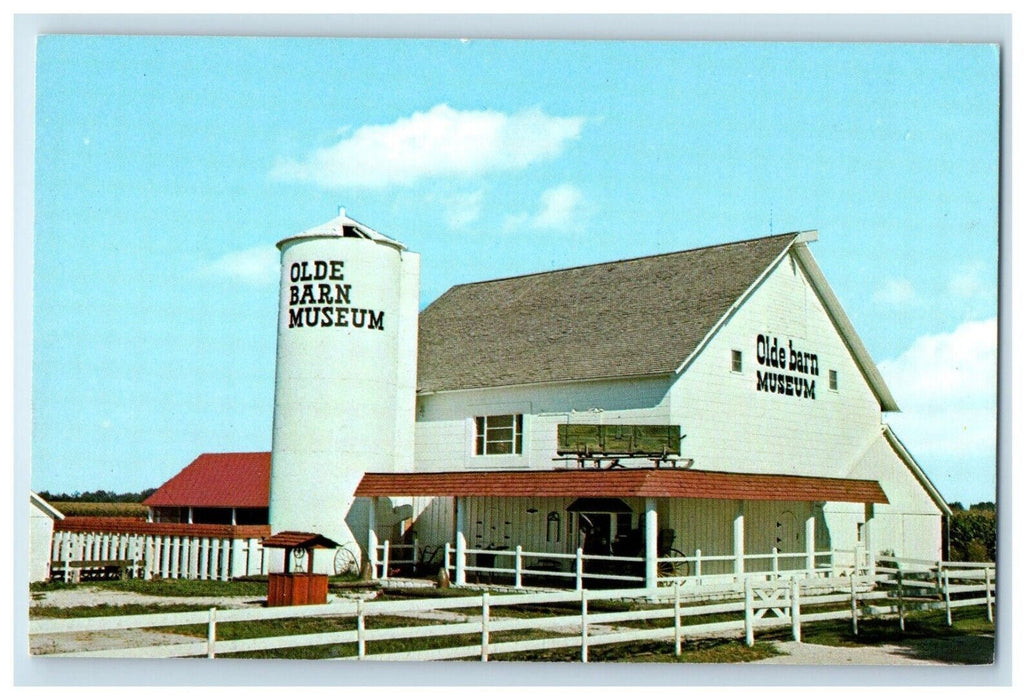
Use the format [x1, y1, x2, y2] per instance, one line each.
[733, 501, 745, 581]
[455, 497, 467, 586]
[644, 498, 658, 588]
[805, 512, 816, 575]
[864, 503, 875, 577]
[367, 497, 379, 576]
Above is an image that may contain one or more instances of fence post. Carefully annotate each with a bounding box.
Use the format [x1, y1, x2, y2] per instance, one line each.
[791, 578, 801, 642]
[381, 540, 390, 580]
[772, 547, 779, 579]
[805, 515, 816, 576]
[580, 587, 589, 663]
[850, 573, 858, 636]
[943, 567, 952, 627]
[744, 577, 754, 647]
[733, 508, 745, 582]
[207, 607, 217, 658]
[412, 536, 419, 574]
[695, 549, 702, 585]
[199, 538, 210, 581]
[896, 569, 905, 632]
[455, 535, 467, 586]
[985, 566, 994, 623]
[161, 536, 171, 578]
[444, 542, 452, 578]
[674, 583, 682, 656]
[63, 535, 72, 583]
[481, 592, 490, 662]
[575, 547, 584, 591]
[356, 598, 366, 659]
[514, 545, 523, 589]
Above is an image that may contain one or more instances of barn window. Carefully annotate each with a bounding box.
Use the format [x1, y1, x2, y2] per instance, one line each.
[474, 414, 524, 455]
[829, 370, 839, 391]
[731, 349, 743, 372]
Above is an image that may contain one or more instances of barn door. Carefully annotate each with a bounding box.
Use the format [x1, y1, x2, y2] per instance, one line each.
[776, 511, 801, 553]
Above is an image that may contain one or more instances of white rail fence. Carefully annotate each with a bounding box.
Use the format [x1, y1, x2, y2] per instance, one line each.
[430, 543, 845, 590]
[49, 531, 268, 582]
[30, 558, 994, 660]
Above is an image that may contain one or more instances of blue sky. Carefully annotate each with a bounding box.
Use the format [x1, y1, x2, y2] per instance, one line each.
[31, 36, 999, 505]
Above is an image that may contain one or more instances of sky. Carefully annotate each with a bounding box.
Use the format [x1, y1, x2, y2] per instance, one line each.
[30, 36, 1000, 505]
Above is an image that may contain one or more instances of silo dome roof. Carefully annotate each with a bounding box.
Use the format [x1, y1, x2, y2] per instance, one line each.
[278, 207, 407, 251]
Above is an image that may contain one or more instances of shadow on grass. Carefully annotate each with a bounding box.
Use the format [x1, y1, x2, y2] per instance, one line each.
[887, 634, 995, 665]
[757, 606, 996, 665]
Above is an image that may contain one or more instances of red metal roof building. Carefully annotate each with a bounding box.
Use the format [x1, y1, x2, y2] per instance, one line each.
[143, 452, 270, 525]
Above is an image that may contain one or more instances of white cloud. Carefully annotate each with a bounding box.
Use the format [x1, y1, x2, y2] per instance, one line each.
[200, 245, 280, 286]
[443, 189, 484, 229]
[505, 184, 587, 232]
[873, 278, 919, 307]
[531, 184, 584, 230]
[878, 318, 997, 460]
[949, 261, 995, 302]
[271, 104, 585, 189]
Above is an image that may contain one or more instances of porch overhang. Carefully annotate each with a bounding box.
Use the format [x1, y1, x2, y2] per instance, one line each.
[354, 468, 889, 504]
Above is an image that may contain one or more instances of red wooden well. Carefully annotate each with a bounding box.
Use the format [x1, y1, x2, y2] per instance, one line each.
[262, 531, 340, 607]
[267, 572, 329, 606]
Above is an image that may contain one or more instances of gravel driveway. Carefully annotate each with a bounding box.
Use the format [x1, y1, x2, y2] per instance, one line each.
[752, 636, 994, 666]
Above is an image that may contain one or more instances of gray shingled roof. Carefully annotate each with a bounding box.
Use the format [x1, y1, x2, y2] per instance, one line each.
[417, 232, 799, 393]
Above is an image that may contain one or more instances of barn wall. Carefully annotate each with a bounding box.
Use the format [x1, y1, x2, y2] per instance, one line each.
[414, 376, 672, 472]
[667, 251, 884, 479]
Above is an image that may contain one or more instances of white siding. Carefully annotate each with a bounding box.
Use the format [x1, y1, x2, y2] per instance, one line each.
[667, 252, 883, 478]
[30, 501, 57, 583]
[415, 376, 672, 472]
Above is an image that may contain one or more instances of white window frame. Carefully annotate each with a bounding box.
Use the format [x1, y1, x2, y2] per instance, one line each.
[474, 414, 524, 456]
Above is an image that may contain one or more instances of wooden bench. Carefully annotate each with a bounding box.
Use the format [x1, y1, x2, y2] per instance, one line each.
[51, 559, 140, 582]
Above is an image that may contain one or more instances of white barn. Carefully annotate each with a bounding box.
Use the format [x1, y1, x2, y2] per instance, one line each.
[355, 229, 950, 586]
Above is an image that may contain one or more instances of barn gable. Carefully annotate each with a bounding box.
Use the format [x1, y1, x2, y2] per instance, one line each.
[666, 243, 894, 479]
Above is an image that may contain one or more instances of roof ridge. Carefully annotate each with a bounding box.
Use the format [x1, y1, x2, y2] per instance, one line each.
[443, 231, 802, 290]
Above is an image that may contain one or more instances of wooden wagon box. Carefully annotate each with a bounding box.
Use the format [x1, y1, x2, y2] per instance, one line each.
[557, 424, 682, 456]
[267, 572, 329, 606]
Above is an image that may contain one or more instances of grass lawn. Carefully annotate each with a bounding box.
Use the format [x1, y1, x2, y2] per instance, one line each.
[31, 577, 270, 598]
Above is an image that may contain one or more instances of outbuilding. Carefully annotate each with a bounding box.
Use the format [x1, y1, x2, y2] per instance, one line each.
[30, 492, 64, 582]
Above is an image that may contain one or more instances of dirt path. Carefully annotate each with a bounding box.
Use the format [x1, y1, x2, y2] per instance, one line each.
[752, 636, 995, 666]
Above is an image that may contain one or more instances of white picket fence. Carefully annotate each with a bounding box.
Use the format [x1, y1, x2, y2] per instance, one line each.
[49, 530, 268, 582]
[30, 557, 995, 659]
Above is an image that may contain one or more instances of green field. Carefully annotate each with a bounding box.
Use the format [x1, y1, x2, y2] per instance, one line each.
[52, 501, 148, 518]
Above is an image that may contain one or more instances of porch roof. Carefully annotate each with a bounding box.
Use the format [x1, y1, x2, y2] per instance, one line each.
[354, 469, 889, 504]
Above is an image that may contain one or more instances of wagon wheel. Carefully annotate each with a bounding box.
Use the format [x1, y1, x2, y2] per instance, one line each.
[657, 548, 688, 578]
[333, 546, 360, 576]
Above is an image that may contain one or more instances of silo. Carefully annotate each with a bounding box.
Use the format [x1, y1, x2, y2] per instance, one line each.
[269, 208, 419, 573]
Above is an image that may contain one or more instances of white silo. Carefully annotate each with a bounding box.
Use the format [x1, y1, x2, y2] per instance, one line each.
[269, 208, 419, 573]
